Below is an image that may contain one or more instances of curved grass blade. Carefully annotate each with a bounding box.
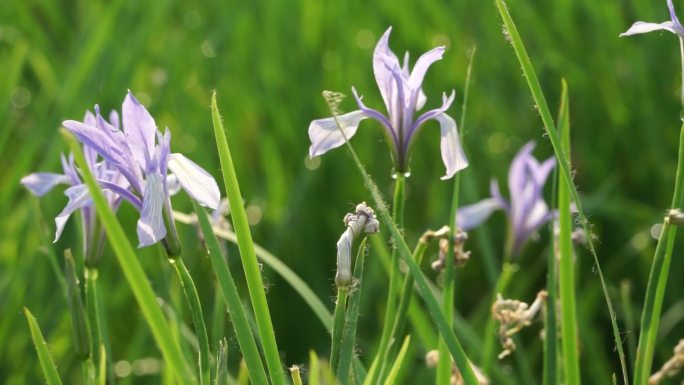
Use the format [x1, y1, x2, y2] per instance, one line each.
[171, 258, 211, 385]
[383, 335, 411, 385]
[211, 93, 286, 385]
[492, 1, 628, 382]
[192, 200, 269, 385]
[61, 130, 195, 384]
[337, 238, 367, 385]
[24, 307, 64, 385]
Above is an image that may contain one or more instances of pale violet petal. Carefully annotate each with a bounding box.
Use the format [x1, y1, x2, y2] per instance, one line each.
[434, 112, 468, 180]
[373, 27, 402, 113]
[456, 198, 502, 230]
[167, 153, 221, 209]
[620, 21, 678, 36]
[137, 172, 166, 247]
[55, 184, 91, 242]
[21, 173, 69, 197]
[123, 91, 157, 170]
[408, 46, 445, 93]
[308, 110, 367, 158]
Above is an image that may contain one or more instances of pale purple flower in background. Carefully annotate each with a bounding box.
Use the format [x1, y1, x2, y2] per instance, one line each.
[456, 142, 555, 258]
[308, 27, 468, 180]
[63, 91, 220, 250]
[21, 110, 129, 265]
[620, 0, 684, 38]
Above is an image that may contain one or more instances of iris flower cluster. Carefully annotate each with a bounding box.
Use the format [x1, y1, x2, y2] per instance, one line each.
[22, 91, 221, 258]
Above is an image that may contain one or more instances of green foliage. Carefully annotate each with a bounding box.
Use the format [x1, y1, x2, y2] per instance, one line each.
[5, 0, 684, 384]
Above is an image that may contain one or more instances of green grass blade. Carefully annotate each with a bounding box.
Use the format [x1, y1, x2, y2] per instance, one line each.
[171, 258, 211, 385]
[24, 307, 64, 385]
[61, 130, 195, 383]
[383, 335, 410, 385]
[558, 85, 581, 385]
[211, 92, 286, 385]
[97, 345, 106, 385]
[192, 200, 269, 385]
[492, 2, 628, 383]
[330, 287, 348, 373]
[337, 238, 367, 385]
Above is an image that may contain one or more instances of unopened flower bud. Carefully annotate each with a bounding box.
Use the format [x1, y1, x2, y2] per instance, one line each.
[336, 202, 379, 288]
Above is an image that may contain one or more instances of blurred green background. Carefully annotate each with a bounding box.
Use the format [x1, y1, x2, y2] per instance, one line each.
[2, 0, 684, 383]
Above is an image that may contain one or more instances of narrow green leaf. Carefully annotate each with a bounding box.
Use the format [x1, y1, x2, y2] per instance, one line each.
[383, 335, 411, 385]
[337, 238, 367, 385]
[24, 307, 64, 385]
[171, 258, 211, 385]
[211, 93, 286, 385]
[558, 86, 580, 385]
[193, 200, 269, 385]
[492, 2, 628, 383]
[61, 130, 195, 384]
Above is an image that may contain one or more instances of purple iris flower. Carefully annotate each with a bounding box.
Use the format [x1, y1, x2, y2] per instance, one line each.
[21, 110, 129, 265]
[62, 91, 221, 250]
[620, 0, 684, 38]
[456, 142, 555, 258]
[308, 27, 468, 180]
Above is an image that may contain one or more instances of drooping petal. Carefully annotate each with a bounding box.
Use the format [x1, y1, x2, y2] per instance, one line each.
[308, 110, 367, 158]
[123, 91, 157, 170]
[434, 112, 468, 180]
[136, 172, 166, 247]
[456, 198, 502, 230]
[620, 21, 679, 36]
[54, 184, 91, 242]
[167, 153, 221, 209]
[21, 173, 69, 197]
[668, 0, 683, 28]
[373, 27, 403, 113]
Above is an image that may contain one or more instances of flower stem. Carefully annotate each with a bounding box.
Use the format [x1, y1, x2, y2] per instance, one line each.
[368, 175, 405, 385]
[85, 267, 113, 385]
[330, 286, 349, 373]
[170, 257, 211, 385]
[211, 93, 286, 385]
[337, 238, 368, 385]
[633, 121, 684, 385]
